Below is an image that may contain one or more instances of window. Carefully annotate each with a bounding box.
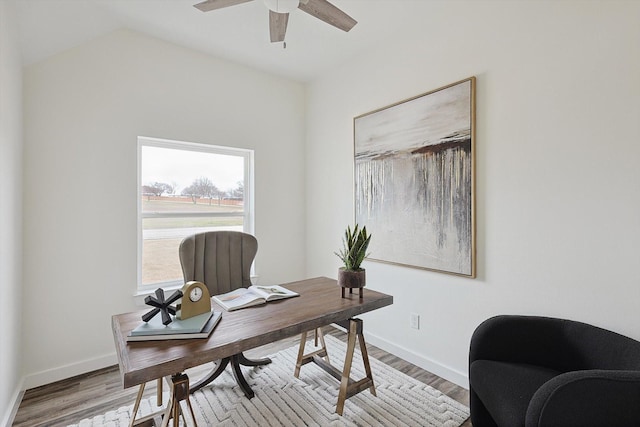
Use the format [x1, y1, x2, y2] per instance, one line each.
[138, 137, 254, 292]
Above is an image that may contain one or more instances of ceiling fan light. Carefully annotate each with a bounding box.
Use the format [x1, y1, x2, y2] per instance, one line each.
[263, 0, 299, 14]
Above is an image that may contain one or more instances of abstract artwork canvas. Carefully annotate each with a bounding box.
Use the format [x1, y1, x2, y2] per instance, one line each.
[354, 77, 476, 277]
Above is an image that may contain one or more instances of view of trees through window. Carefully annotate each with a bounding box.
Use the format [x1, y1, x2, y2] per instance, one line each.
[139, 138, 252, 289]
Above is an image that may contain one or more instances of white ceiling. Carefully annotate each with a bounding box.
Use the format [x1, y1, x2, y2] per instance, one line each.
[14, 0, 434, 82]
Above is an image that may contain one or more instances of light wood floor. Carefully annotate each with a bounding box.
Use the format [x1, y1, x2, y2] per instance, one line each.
[13, 327, 471, 426]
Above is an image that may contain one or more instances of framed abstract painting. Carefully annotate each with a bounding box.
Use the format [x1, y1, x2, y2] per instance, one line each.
[354, 77, 476, 277]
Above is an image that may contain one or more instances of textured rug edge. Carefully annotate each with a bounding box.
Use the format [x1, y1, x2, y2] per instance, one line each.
[69, 335, 469, 426]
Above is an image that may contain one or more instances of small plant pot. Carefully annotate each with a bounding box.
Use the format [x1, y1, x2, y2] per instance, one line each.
[338, 267, 366, 299]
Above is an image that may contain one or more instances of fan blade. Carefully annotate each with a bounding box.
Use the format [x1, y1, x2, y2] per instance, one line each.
[194, 0, 253, 12]
[269, 10, 289, 42]
[298, 0, 357, 32]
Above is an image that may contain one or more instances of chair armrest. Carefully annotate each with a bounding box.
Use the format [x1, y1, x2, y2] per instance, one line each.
[526, 370, 640, 427]
[469, 315, 590, 371]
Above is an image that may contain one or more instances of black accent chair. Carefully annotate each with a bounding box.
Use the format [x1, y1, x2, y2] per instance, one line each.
[469, 315, 640, 427]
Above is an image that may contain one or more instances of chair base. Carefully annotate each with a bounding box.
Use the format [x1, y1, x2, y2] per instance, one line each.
[189, 352, 272, 398]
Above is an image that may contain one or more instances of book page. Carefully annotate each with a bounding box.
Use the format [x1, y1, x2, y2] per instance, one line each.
[213, 288, 265, 311]
[250, 285, 299, 301]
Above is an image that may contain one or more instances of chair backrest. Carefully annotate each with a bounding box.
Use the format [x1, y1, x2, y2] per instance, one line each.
[563, 319, 640, 371]
[178, 231, 257, 296]
[470, 315, 640, 372]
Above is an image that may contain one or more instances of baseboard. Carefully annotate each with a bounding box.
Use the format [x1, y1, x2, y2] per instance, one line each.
[18, 331, 467, 396]
[1, 378, 24, 427]
[329, 323, 469, 389]
[22, 352, 118, 390]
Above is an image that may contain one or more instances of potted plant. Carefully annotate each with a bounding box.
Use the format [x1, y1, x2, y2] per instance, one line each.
[335, 224, 372, 296]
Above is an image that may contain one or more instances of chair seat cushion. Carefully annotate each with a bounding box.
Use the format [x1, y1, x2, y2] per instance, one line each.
[470, 360, 560, 427]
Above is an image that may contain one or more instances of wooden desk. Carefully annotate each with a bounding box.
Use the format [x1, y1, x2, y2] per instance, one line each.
[112, 276, 393, 424]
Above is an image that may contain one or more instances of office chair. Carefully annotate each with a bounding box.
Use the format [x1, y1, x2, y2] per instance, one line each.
[179, 230, 270, 398]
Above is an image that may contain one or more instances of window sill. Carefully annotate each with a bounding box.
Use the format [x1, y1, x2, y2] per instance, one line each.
[133, 282, 183, 307]
[133, 275, 259, 306]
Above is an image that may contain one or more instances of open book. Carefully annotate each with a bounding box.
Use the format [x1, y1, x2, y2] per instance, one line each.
[213, 285, 299, 311]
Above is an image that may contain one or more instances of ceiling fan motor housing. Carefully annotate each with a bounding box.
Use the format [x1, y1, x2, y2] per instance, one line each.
[263, 0, 299, 14]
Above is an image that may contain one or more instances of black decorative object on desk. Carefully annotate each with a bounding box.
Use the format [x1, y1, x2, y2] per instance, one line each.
[142, 288, 183, 325]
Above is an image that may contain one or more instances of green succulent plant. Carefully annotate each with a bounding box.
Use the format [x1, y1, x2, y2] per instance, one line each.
[335, 224, 372, 271]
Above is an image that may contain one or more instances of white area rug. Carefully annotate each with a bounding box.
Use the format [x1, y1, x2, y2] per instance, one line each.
[70, 335, 469, 426]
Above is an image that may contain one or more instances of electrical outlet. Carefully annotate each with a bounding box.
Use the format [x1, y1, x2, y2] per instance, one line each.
[410, 313, 420, 330]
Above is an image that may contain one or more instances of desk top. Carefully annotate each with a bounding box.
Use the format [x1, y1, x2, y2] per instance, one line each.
[112, 276, 393, 388]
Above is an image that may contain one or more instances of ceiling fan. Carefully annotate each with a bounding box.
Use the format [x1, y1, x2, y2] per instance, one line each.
[193, 0, 357, 44]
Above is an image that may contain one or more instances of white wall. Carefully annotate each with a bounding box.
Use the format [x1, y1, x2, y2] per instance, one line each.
[16, 0, 640, 399]
[305, 0, 640, 386]
[22, 29, 306, 388]
[0, 0, 24, 423]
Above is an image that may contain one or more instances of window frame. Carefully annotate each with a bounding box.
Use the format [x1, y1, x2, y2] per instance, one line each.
[137, 136, 254, 294]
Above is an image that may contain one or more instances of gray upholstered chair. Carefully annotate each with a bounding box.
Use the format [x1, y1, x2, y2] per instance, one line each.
[179, 230, 269, 398]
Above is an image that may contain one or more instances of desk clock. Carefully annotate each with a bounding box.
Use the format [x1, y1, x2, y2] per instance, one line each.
[177, 281, 212, 320]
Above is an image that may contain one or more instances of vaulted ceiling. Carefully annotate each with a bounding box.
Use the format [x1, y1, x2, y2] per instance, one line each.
[14, 0, 436, 82]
